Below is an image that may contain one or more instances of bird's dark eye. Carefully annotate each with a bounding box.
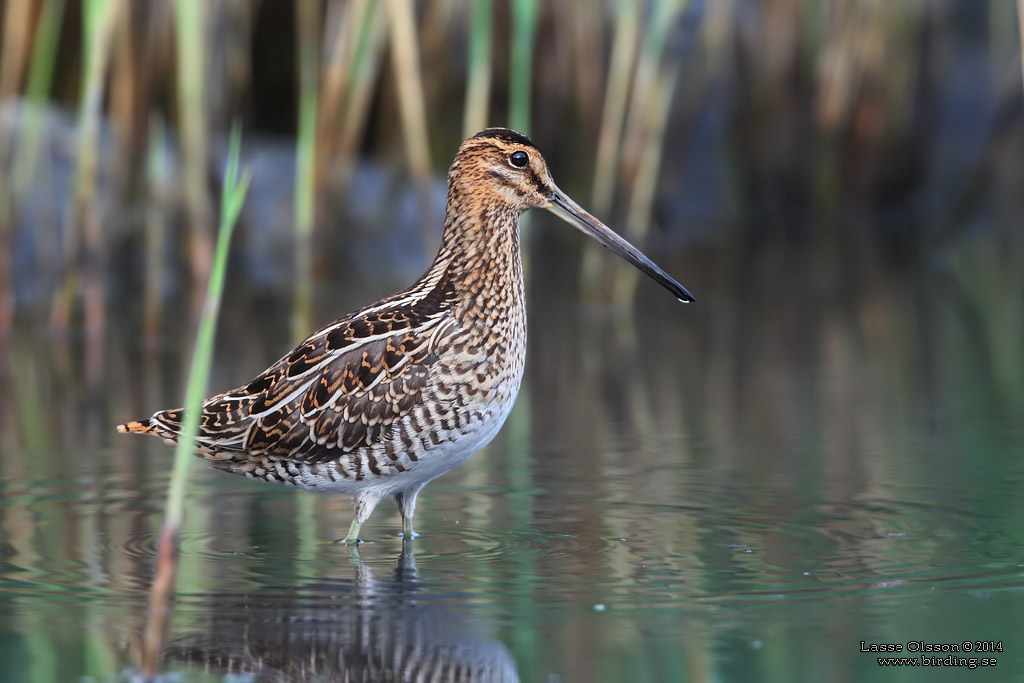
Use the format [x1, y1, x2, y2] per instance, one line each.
[509, 151, 529, 168]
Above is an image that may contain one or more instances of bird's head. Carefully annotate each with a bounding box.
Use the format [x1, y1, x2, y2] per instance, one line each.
[449, 128, 695, 303]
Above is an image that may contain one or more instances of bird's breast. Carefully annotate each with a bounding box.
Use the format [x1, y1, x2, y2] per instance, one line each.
[436, 295, 526, 416]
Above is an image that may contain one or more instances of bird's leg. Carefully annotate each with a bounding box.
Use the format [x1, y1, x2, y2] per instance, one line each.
[394, 485, 425, 539]
[342, 518, 363, 546]
[342, 490, 384, 545]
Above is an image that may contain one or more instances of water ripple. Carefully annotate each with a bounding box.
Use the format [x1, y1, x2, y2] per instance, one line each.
[1, 457, 1022, 620]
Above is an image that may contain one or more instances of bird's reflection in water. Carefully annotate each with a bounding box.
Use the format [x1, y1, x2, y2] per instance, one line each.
[165, 548, 519, 682]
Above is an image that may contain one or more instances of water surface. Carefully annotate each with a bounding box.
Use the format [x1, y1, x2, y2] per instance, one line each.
[0, 237, 1022, 682]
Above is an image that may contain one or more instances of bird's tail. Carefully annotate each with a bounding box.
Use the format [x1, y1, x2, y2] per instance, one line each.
[116, 407, 247, 461]
[116, 419, 154, 434]
[116, 409, 183, 441]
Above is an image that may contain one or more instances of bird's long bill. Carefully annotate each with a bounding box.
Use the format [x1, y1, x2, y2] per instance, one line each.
[546, 187, 695, 302]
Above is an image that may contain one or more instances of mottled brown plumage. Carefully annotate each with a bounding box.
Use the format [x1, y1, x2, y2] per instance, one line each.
[118, 128, 693, 544]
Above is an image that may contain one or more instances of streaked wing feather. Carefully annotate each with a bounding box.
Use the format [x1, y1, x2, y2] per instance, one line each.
[136, 273, 458, 463]
[242, 321, 444, 464]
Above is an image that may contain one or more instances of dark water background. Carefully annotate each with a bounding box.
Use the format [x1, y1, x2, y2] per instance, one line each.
[1, 1, 1024, 681]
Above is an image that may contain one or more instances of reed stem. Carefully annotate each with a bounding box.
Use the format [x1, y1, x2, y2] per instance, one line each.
[463, 0, 493, 138]
[621, 0, 684, 183]
[51, 0, 120, 335]
[508, 0, 540, 133]
[0, 0, 31, 100]
[581, 0, 641, 299]
[144, 116, 169, 344]
[174, 0, 213, 289]
[591, 0, 640, 213]
[385, 0, 433, 254]
[12, 0, 65, 199]
[293, 0, 319, 342]
[0, 0, 32, 334]
[385, 0, 432, 183]
[1018, 0, 1024, 98]
[140, 123, 250, 678]
[615, 62, 680, 303]
[338, 0, 385, 174]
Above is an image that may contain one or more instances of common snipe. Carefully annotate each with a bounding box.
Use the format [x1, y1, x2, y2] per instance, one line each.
[118, 128, 693, 545]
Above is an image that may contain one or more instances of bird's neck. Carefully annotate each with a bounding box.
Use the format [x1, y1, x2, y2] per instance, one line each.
[427, 191, 524, 304]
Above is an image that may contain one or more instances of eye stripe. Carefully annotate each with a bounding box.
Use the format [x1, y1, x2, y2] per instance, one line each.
[486, 169, 518, 190]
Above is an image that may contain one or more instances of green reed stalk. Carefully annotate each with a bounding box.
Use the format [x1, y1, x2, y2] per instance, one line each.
[508, 0, 539, 133]
[293, 0, 318, 342]
[174, 0, 213, 288]
[141, 124, 250, 678]
[463, 0, 493, 138]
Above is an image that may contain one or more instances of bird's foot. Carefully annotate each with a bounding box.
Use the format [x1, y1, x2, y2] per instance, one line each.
[335, 535, 363, 546]
[337, 518, 365, 547]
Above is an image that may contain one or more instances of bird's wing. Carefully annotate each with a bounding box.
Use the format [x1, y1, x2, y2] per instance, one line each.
[144, 275, 460, 463]
[242, 316, 456, 463]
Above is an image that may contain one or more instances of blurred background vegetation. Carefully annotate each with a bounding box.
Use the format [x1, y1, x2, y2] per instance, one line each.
[1, 2, 1024, 680]
[0, 0, 1020, 341]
